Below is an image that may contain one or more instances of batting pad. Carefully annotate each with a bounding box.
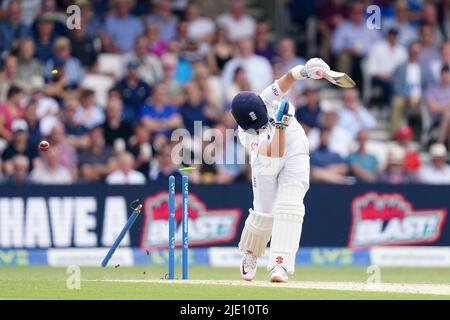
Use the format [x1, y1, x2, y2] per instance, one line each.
[268, 182, 306, 274]
[239, 209, 273, 257]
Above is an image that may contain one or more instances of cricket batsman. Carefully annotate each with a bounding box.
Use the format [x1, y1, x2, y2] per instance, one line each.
[231, 58, 331, 282]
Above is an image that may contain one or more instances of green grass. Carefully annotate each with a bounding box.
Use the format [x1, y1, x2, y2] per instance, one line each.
[1, 266, 450, 300]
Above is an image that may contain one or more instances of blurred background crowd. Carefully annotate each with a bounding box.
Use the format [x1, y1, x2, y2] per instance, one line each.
[0, 0, 449, 185]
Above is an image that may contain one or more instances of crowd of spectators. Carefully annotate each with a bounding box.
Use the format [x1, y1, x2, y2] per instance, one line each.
[0, 0, 449, 185]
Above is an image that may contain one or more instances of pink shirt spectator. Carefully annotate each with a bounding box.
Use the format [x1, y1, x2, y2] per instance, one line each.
[0, 102, 25, 136]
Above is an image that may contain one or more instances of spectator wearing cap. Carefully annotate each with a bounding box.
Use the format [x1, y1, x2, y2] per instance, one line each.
[366, 28, 407, 107]
[295, 87, 322, 132]
[308, 104, 353, 158]
[418, 143, 450, 184]
[383, 0, 418, 46]
[146, 0, 178, 42]
[78, 126, 117, 183]
[17, 38, 45, 87]
[0, 86, 26, 142]
[140, 83, 182, 137]
[123, 35, 163, 85]
[217, 0, 256, 42]
[379, 145, 413, 184]
[45, 37, 83, 88]
[102, 0, 144, 52]
[390, 41, 434, 136]
[347, 130, 379, 183]
[3, 155, 31, 185]
[254, 22, 277, 63]
[395, 125, 421, 174]
[0, 0, 30, 52]
[75, 89, 105, 129]
[33, 13, 58, 62]
[310, 128, 351, 185]
[30, 146, 72, 185]
[102, 96, 133, 147]
[1, 119, 38, 176]
[106, 151, 146, 184]
[222, 38, 273, 93]
[116, 59, 152, 122]
[184, 2, 215, 43]
[331, 0, 381, 90]
[337, 89, 376, 140]
[426, 66, 450, 147]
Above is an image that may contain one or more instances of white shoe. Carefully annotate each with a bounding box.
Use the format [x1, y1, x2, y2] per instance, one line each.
[270, 265, 288, 283]
[240, 252, 257, 281]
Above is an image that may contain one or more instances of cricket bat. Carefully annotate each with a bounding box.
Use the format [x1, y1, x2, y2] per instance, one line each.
[321, 70, 356, 88]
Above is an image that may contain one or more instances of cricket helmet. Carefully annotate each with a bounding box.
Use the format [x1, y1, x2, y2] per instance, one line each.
[231, 91, 268, 130]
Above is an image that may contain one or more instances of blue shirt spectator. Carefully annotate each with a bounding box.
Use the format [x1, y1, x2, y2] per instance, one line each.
[347, 130, 378, 183]
[295, 88, 321, 130]
[0, 1, 30, 52]
[146, 0, 178, 42]
[103, 14, 144, 52]
[311, 146, 345, 168]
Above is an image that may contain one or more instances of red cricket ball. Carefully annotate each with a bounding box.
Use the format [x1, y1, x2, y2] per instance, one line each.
[39, 140, 50, 152]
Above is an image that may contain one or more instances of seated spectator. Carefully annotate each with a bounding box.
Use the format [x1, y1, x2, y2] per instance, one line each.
[75, 88, 105, 129]
[395, 125, 421, 174]
[179, 81, 216, 135]
[337, 89, 376, 139]
[426, 66, 450, 147]
[149, 142, 178, 181]
[418, 24, 440, 65]
[45, 37, 83, 88]
[390, 41, 434, 136]
[331, 0, 381, 90]
[30, 146, 72, 184]
[29, 79, 59, 119]
[0, 55, 24, 101]
[222, 38, 273, 93]
[347, 130, 379, 183]
[217, 0, 256, 42]
[160, 53, 184, 106]
[308, 104, 353, 158]
[295, 87, 322, 132]
[128, 122, 153, 175]
[47, 121, 78, 177]
[146, 0, 178, 42]
[419, 2, 444, 46]
[277, 37, 306, 99]
[68, 16, 98, 69]
[192, 63, 223, 113]
[3, 155, 30, 185]
[116, 60, 152, 122]
[184, 2, 215, 43]
[430, 41, 450, 81]
[106, 151, 146, 184]
[62, 97, 88, 148]
[76, 0, 103, 40]
[1, 119, 38, 175]
[17, 38, 45, 89]
[418, 143, 450, 184]
[102, 96, 133, 147]
[383, 1, 418, 46]
[310, 128, 351, 184]
[366, 28, 407, 107]
[254, 22, 277, 62]
[123, 35, 163, 85]
[225, 67, 251, 105]
[33, 14, 57, 62]
[418, 143, 450, 185]
[101, 0, 144, 53]
[379, 145, 413, 184]
[0, 0, 30, 52]
[206, 27, 233, 76]
[0, 86, 26, 142]
[145, 23, 167, 57]
[78, 126, 117, 183]
[140, 83, 182, 137]
[23, 99, 42, 148]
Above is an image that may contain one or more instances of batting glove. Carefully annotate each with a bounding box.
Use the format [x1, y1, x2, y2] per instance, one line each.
[273, 100, 293, 130]
[304, 58, 330, 79]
